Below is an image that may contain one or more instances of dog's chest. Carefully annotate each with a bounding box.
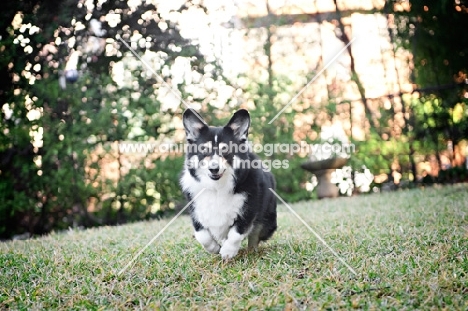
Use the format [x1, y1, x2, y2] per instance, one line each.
[193, 189, 246, 232]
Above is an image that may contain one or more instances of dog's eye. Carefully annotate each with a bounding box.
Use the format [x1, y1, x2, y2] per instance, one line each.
[218, 143, 229, 155]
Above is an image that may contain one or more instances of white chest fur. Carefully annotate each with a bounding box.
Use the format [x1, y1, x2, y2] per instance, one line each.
[193, 188, 245, 240]
[181, 170, 246, 242]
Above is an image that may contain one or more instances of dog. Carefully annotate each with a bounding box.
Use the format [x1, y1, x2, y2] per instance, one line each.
[180, 108, 277, 260]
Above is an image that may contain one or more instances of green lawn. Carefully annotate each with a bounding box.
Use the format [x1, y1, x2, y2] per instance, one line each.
[1, 184, 467, 310]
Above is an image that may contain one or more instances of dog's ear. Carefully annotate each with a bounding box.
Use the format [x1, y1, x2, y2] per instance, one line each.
[226, 109, 250, 141]
[183, 109, 207, 142]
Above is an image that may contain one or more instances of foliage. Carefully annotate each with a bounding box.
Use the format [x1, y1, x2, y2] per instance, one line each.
[422, 165, 468, 184]
[242, 75, 313, 203]
[345, 0, 468, 183]
[0, 0, 212, 238]
[391, 0, 468, 159]
[390, 0, 468, 89]
[2, 0, 468, 239]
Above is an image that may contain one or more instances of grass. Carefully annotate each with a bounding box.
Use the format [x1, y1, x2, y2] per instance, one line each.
[1, 184, 468, 310]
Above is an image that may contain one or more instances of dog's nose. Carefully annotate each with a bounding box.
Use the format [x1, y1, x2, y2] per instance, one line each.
[209, 166, 219, 174]
[209, 155, 221, 174]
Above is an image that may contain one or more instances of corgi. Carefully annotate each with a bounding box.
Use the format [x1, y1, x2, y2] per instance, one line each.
[180, 109, 277, 259]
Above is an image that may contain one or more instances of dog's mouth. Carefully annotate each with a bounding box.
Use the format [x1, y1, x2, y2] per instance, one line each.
[209, 172, 224, 180]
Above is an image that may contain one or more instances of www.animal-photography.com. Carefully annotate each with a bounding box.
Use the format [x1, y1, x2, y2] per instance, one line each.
[1, 1, 468, 310]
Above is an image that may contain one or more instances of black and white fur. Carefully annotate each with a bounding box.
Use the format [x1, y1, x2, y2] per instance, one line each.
[180, 109, 277, 260]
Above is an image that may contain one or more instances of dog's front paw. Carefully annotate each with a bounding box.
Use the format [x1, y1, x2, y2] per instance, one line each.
[219, 243, 240, 260]
[194, 229, 220, 254]
[204, 241, 221, 254]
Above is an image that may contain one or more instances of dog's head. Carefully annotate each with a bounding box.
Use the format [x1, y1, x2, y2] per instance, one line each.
[183, 109, 250, 183]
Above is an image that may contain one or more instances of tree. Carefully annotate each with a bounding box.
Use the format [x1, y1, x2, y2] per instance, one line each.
[0, 0, 217, 238]
[390, 0, 468, 172]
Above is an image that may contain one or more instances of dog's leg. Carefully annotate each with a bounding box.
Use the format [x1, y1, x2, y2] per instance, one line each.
[194, 229, 220, 254]
[219, 227, 247, 260]
[247, 224, 262, 251]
